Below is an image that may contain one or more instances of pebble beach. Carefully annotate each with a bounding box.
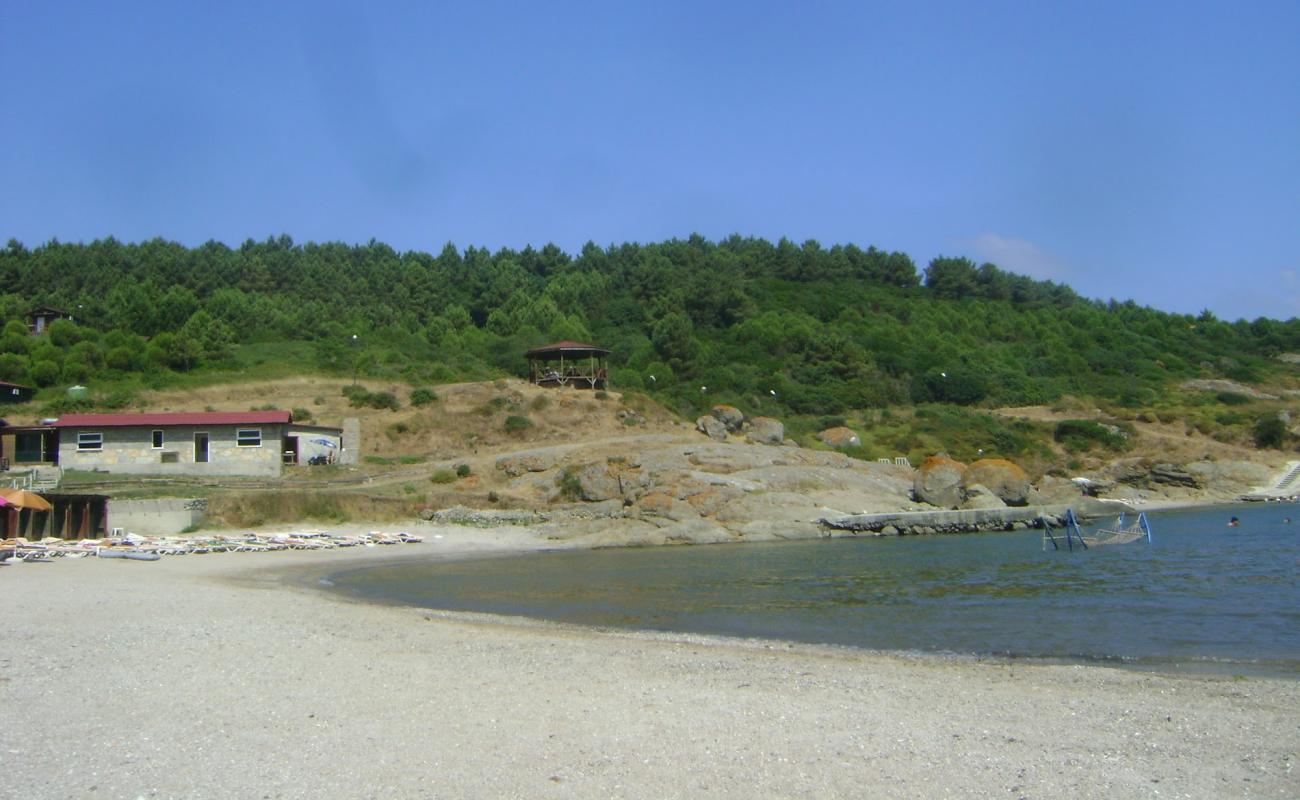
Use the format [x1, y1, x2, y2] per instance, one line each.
[2, 523, 1296, 799]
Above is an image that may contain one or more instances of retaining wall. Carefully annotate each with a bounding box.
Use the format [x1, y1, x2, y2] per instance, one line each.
[109, 498, 207, 536]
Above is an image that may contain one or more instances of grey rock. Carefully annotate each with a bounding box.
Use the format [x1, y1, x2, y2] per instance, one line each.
[572, 462, 623, 501]
[495, 452, 559, 477]
[745, 416, 785, 445]
[961, 484, 1007, 510]
[710, 405, 746, 433]
[696, 415, 729, 441]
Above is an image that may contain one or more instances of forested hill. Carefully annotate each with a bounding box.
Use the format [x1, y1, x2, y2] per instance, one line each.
[1, 235, 1296, 416]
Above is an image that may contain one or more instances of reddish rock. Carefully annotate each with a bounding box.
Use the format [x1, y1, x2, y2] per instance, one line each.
[818, 426, 861, 449]
[963, 458, 1031, 506]
[914, 454, 968, 509]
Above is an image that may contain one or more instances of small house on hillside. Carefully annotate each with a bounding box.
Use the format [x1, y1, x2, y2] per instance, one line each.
[26, 306, 74, 335]
[526, 340, 610, 389]
[0, 380, 34, 404]
[40, 411, 345, 477]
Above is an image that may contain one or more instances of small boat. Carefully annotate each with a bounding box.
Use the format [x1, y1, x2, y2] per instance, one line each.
[95, 548, 162, 561]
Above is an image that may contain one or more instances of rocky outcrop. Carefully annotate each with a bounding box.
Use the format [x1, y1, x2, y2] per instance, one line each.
[495, 452, 559, 477]
[570, 461, 623, 501]
[913, 455, 967, 509]
[710, 405, 746, 433]
[1180, 379, 1278, 400]
[1149, 463, 1202, 488]
[428, 506, 545, 526]
[696, 415, 728, 441]
[1028, 475, 1085, 505]
[745, 416, 784, 445]
[635, 491, 698, 522]
[963, 458, 1031, 506]
[818, 427, 861, 449]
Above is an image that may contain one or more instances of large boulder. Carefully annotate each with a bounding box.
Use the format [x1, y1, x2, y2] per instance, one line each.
[913, 454, 967, 509]
[961, 483, 1007, 510]
[745, 416, 785, 445]
[710, 405, 746, 433]
[963, 458, 1031, 506]
[696, 415, 728, 441]
[570, 462, 622, 502]
[818, 426, 861, 449]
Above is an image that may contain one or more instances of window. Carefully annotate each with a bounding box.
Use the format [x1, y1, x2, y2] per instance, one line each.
[77, 432, 103, 451]
[151, 429, 164, 449]
[236, 428, 262, 447]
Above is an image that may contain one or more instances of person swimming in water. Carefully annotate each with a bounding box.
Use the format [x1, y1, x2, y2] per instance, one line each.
[1228, 516, 1240, 527]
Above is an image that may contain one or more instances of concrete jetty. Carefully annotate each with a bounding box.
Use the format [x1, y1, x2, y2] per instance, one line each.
[819, 499, 1133, 536]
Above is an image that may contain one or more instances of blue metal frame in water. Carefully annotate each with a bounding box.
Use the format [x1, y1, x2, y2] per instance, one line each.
[1042, 508, 1087, 550]
[1043, 508, 1154, 551]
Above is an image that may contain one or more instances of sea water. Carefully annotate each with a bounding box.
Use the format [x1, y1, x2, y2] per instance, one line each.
[326, 504, 1300, 676]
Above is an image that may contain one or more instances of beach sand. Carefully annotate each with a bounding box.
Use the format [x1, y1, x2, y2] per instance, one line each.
[2, 524, 1296, 799]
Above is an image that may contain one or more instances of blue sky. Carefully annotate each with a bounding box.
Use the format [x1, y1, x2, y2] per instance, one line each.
[2, 1, 1297, 320]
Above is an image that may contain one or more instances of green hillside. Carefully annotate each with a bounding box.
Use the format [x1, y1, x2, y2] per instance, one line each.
[2, 235, 1297, 463]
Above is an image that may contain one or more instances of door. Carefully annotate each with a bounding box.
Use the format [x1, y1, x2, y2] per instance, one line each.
[194, 432, 209, 463]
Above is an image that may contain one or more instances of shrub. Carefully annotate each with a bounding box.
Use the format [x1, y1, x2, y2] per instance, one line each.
[29, 360, 60, 387]
[368, 391, 400, 411]
[1254, 416, 1287, 449]
[556, 467, 582, 501]
[344, 385, 401, 411]
[313, 395, 326, 406]
[530, 395, 550, 411]
[430, 469, 457, 484]
[398, 455, 424, 465]
[364, 455, 394, 465]
[455, 463, 472, 478]
[292, 407, 313, 423]
[594, 390, 609, 401]
[1053, 419, 1131, 452]
[410, 387, 438, 406]
[504, 415, 533, 435]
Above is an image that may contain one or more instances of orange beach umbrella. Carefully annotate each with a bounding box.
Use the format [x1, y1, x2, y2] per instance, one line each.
[0, 488, 53, 511]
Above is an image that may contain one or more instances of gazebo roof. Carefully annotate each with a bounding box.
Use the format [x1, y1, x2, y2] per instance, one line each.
[525, 340, 611, 358]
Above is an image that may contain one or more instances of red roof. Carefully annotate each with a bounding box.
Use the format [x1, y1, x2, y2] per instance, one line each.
[525, 340, 610, 357]
[52, 410, 291, 428]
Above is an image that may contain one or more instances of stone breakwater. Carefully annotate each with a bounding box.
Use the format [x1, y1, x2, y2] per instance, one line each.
[819, 505, 1083, 536]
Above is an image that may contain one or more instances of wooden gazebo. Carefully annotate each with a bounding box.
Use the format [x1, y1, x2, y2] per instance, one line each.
[526, 341, 610, 389]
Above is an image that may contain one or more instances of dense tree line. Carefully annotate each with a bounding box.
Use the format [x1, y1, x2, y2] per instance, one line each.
[1, 235, 1296, 416]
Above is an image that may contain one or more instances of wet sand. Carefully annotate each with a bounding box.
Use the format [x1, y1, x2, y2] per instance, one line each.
[2, 524, 1296, 799]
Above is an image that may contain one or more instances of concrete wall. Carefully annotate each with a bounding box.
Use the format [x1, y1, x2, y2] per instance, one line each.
[109, 498, 206, 535]
[339, 417, 360, 465]
[287, 426, 343, 464]
[59, 424, 285, 477]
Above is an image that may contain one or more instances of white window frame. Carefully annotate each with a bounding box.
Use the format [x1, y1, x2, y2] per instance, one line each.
[77, 432, 103, 452]
[151, 429, 165, 449]
[236, 428, 263, 448]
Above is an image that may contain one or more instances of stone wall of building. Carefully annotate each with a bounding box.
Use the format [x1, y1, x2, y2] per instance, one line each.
[59, 424, 285, 477]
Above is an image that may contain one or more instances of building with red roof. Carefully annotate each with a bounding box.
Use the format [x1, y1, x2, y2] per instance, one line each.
[44, 410, 346, 477]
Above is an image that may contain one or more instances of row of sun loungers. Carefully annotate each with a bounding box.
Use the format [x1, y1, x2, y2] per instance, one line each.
[0, 530, 424, 562]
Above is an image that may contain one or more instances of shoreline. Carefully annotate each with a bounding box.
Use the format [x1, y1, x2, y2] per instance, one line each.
[5, 523, 1298, 798]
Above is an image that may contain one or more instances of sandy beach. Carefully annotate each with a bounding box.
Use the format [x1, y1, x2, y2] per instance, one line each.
[2, 524, 1296, 799]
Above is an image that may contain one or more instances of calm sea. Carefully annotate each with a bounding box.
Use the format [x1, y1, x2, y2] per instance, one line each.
[325, 504, 1300, 676]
